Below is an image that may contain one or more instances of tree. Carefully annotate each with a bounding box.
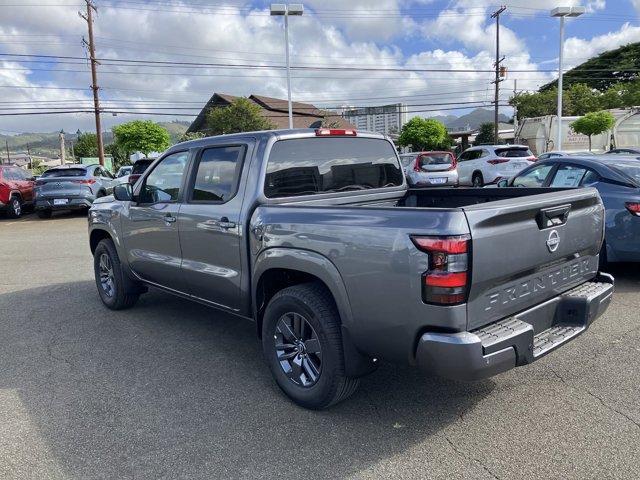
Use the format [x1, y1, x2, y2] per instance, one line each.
[570, 111, 616, 151]
[205, 97, 275, 135]
[474, 123, 495, 145]
[397, 117, 451, 151]
[105, 142, 130, 171]
[74, 132, 98, 159]
[179, 131, 206, 143]
[112, 120, 170, 156]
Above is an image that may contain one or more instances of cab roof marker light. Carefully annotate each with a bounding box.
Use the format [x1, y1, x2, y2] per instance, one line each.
[315, 128, 357, 137]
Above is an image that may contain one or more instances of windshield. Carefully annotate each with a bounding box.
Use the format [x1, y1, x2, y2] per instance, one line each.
[609, 162, 640, 186]
[418, 153, 453, 167]
[41, 168, 86, 178]
[495, 147, 533, 158]
[265, 137, 403, 198]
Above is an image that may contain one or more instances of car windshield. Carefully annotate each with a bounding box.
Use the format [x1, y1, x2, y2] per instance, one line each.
[609, 162, 640, 185]
[41, 168, 86, 178]
[495, 147, 533, 158]
[418, 153, 453, 167]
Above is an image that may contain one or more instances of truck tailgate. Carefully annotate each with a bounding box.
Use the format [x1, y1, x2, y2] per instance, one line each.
[464, 188, 604, 330]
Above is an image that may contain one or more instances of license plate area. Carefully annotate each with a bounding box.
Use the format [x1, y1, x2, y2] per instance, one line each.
[53, 199, 69, 206]
[429, 177, 447, 184]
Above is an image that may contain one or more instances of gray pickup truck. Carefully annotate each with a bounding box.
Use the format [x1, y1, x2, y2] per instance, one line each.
[88, 128, 614, 409]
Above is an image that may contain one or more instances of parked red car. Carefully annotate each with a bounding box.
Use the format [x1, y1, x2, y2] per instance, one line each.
[0, 165, 36, 218]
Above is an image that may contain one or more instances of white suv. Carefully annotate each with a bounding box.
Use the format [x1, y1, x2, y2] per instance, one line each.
[457, 145, 536, 187]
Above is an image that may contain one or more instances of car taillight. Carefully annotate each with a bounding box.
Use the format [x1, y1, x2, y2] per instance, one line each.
[448, 155, 458, 171]
[73, 179, 96, 185]
[625, 202, 640, 216]
[315, 128, 357, 136]
[411, 234, 470, 305]
[487, 159, 509, 165]
[413, 158, 421, 172]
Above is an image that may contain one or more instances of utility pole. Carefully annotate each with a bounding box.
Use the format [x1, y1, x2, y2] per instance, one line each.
[59, 130, 66, 165]
[5, 140, 10, 164]
[491, 5, 506, 145]
[512, 79, 518, 134]
[27, 144, 32, 170]
[80, 0, 105, 166]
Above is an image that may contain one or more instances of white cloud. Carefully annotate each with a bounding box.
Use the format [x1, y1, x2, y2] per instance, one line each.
[564, 22, 640, 69]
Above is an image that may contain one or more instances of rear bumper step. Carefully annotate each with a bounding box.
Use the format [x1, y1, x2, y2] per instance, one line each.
[415, 273, 614, 381]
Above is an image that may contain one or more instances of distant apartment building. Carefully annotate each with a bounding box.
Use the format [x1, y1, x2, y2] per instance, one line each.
[341, 103, 408, 136]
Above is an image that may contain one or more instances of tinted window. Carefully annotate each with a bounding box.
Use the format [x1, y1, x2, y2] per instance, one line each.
[265, 137, 403, 198]
[139, 152, 188, 203]
[496, 147, 534, 158]
[609, 162, 640, 185]
[581, 170, 599, 186]
[512, 164, 554, 187]
[42, 168, 86, 178]
[191, 146, 244, 202]
[550, 165, 588, 187]
[3, 168, 20, 180]
[132, 160, 153, 175]
[418, 153, 453, 167]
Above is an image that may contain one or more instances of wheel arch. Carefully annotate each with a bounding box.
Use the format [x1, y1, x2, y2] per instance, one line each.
[89, 228, 113, 254]
[253, 248, 374, 378]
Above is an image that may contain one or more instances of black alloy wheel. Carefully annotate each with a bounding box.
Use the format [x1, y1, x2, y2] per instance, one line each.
[98, 252, 116, 298]
[274, 312, 322, 387]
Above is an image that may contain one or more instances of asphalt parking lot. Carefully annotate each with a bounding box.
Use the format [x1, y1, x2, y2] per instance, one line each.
[1, 212, 639, 480]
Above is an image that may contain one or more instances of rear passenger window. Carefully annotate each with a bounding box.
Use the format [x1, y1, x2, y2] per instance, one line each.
[190, 146, 245, 202]
[550, 165, 587, 187]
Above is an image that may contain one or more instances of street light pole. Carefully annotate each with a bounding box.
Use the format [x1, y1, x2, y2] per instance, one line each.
[271, 3, 304, 130]
[551, 6, 585, 151]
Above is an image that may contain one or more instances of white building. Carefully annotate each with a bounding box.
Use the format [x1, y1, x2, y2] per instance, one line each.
[341, 103, 408, 136]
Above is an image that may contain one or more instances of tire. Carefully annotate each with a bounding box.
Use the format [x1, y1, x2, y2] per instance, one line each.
[262, 283, 360, 410]
[37, 209, 52, 219]
[7, 196, 22, 218]
[472, 172, 484, 188]
[93, 238, 141, 310]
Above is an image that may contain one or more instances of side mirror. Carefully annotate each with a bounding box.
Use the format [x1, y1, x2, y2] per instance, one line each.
[497, 179, 509, 188]
[113, 183, 134, 202]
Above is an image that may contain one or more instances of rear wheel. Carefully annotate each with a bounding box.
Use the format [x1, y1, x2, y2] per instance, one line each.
[37, 209, 52, 219]
[7, 196, 22, 218]
[262, 283, 359, 410]
[472, 172, 484, 187]
[93, 238, 141, 310]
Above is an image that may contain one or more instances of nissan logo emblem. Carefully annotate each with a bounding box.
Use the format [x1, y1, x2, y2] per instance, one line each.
[546, 230, 560, 253]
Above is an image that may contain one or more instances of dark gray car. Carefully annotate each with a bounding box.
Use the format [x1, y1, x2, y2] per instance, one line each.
[88, 129, 612, 409]
[35, 164, 114, 218]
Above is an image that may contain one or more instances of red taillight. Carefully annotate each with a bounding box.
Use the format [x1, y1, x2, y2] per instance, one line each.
[413, 157, 421, 172]
[625, 202, 640, 216]
[73, 179, 96, 185]
[411, 234, 470, 305]
[487, 159, 509, 165]
[315, 128, 357, 136]
[412, 236, 468, 254]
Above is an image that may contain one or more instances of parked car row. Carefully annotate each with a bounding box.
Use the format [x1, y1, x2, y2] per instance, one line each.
[0, 158, 153, 219]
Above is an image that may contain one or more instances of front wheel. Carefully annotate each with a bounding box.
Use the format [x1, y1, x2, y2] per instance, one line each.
[262, 283, 359, 409]
[7, 196, 22, 218]
[93, 238, 141, 310]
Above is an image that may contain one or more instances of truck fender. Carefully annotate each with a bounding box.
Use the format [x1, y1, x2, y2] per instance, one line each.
[252, 248, 376, 378]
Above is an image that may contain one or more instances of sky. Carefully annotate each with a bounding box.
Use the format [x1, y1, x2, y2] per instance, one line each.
[0, 0, 638, 134]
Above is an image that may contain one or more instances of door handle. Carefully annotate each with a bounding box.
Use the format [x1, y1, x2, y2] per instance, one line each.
[164, 214, 177, 224]
[536, 204, 571, 229]
[216, 217, 236, 229]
